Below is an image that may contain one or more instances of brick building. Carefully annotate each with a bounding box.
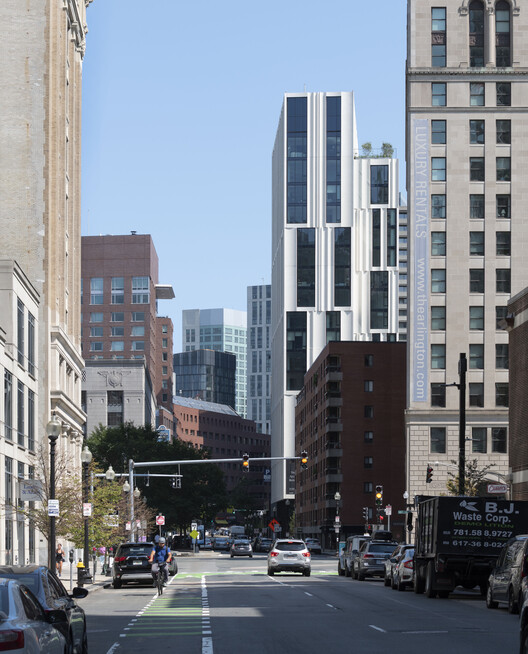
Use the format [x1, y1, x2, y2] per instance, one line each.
[173, 396, 270, 509]
[295, 341, 407, 545]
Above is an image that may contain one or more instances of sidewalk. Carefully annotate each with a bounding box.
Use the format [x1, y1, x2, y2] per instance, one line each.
[60, 562, 112, 594]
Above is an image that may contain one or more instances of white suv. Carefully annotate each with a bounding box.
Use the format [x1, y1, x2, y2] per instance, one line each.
[267, 539, 311, 576]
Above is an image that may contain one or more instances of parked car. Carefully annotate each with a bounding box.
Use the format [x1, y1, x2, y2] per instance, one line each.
[356, 539, 399, 581]
[202, 537, 213, 550]
[384, 544, 413, 587]
[0, 565, 88, 653]
[230, 540, 253, 558]
[112, 542, 178, 589]
[487, 535, 528, 614]
[518, 565, 528, 653]
[0, 578, 68, 653]
[305, 538, 322, 555]
[212, 536, 231, 551]
[340, 535, 371, 577]
[268, 539, 311, 576]
[392, 547, 415, 591]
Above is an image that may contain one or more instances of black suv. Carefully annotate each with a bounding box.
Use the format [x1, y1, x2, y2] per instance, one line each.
[112, 542, 178, 589]
[487, 534, 528, 614]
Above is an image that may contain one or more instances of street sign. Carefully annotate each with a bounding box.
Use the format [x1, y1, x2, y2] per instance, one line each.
[334, 515, 340, 522]
[385, 505, 392, 516]
[487, 483, 509, 494]
[19, 480, 43, 502]
[190, 529, 199, 540]
[268, 519, 279, 532]
[398, 510, 411, 514]
[125, 521, 131, 531]
[263, 469, 271, 482]
[83, 503, 92, 517]
[47, 499, 59, 517]
[191, 522, 197, 531]
[104, 514, 119, 527]
[156, 515, 165, 526]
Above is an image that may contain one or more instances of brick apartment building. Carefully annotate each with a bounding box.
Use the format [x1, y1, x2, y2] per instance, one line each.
[81, 234, 174, 412]
[173, 396, 271, 509]
[295, 341, 407, 545]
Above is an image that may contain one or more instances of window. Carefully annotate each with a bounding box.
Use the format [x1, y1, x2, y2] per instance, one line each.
[469, 0, 484, 67]
[372, 209, 381, 267]
[469, 344, 484, 369]
[286, 312, 307, 391]
[111, 326, 124, 337]
[387, 209, 397, 267]
[470, 194, 485, 219]
[131, 341, 144, 351]
[28, 313, 35, 377]
[470, 82, 484, 106]
[370, 165, 389, 204]
[107, 390, 124, 426]
[431, 7, 446, 67]
[370, 271, 388, 329]
[431, 306, 446, 330]
[326, 311, 341, 343]
[470, 232, 484, 256]
[162, 338, 168, 348]
[17, 381, 24, 447]
[496, 344, 508, 369]
[17, 299, 24, 366]
[365, 354, 374, 367]
[28, 389, 35, 451]
[495, 3, 511, 68]
[496, 120, 511, 145]
[364, 456, 373, 469]
[326, 96, 341, 223]
[496, 382, 509, 407]
[472, 427, 487, 454]
[132, 312, 145, 322]
[496, 232, 511, 256]
[162, 366, 168, 376]
[364, 431, 374, 443]
[90, 312, 103, 323]
[287, 97, 307, 223]
[297, 229, 315, 307]
[432, 83, 446, 106]
[432, 157, 446, 181]
[132, 276, 149, 304]
[431, 269, 446, 293]
[470, 306, 484, 330]
[470, 157, 485, 181]
[431, 232, 446, 256]
[496, 82, 511, 106]
[364, 482, 373, 493]
[431, 383, 446, 407]
[90, 278, 103, 305]
[431, 427, 446, 453]
[492, 427, 507, 453]
[470, 269, 484, 293]
[90, 342, 103, 351]
[90, 326, 103, 337]
[131, 326, 145, 337]
[364, 406, 374, 418]
[111, 312, 124, 322]
[496, 269, 511, 293]
[162, 324, 168, 334]
[497, 195, 511, 218]
[470, 120, 485, 144]
[496, 157, 511, 182]
[496, 305, 508, 329]
[432, 194, 446, 219]
[431, 120, 446, 144]
[431, 344, 446, 369]
[110, 341, 124, 352]
[364, 380, 374, 392]
[469, 383, 484, 407]
[111, 277, 124, 304]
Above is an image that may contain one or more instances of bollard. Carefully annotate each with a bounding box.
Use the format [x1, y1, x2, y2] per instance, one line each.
[76, 560, 85, 587]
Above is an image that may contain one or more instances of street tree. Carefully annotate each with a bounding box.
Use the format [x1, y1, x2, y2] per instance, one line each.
[446, 458, 497, 496]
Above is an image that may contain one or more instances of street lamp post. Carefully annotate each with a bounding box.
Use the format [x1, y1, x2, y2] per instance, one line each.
[80, 446, 93, 582]
[334, 491, 341, 552]
[46, 414, 62, 572]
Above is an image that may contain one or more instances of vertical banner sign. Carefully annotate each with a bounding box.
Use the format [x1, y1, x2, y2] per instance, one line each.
[412, 118, 430, 403]
[287, 460, 296, 495]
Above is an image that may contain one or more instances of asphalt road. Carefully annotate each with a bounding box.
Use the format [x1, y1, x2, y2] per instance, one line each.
[80, 551, 520, 654]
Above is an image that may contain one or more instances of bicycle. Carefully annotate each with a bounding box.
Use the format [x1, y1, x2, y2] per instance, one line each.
[152, 562, 167, 596]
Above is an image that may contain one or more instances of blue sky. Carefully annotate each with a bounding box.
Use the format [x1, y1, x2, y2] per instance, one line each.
[81, 0, 407, 346]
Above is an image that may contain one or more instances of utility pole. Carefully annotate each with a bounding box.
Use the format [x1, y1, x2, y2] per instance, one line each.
[458, 353, 467, 496]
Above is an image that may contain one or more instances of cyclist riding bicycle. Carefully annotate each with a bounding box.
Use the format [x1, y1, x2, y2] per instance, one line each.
[149, 537, 172, 586]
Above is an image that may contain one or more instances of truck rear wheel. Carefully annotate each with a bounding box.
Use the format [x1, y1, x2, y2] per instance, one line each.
[425, 562, 437, 598]
[414, 564, 425, 594]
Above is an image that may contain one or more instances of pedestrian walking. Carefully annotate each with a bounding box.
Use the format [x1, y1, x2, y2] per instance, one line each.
[56, 544, 65, 577]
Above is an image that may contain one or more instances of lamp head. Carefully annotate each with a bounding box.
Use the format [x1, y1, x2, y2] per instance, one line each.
[46, 414, 62, 439]
[80, 446, 93, 465]
[105, 465, 116, 482]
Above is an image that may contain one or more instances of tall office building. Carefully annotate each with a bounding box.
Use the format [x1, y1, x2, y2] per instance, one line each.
[173, 349, 236, 409]
[81, 234, 175, 420]
[271, 92, 403, 509]
[182, 309, 247, 417]
[0, 0, 91, 563]
[247, 285, 272, 434]
[405, 1, 518, 499]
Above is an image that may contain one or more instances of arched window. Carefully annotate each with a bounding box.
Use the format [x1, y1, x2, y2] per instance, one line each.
[469, 0, 485, 67]
[496, 1, 511, 67]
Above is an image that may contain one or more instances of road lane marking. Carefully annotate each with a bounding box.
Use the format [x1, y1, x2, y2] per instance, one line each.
[402, 631, 449, 634]
[304, 592, 313, 596]
[369, 625, 387, 633]
[106, 643, 120, 654]
[202, 575, 214, 654]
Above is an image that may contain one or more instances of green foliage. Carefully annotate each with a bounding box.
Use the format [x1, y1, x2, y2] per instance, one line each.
[381, 142, 394, 158]
[87, 423, 228, 533]
[361, 142, 373, 156]
[446, 458, 496, 496]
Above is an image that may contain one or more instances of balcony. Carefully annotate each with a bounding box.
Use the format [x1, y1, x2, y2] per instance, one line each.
[324, 467, 343, 483]
[324, 365, 342, 382]
[324, 391, 342, 408]
[325, 441, 343, 457]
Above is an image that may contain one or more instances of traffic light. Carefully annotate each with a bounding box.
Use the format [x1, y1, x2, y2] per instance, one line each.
[171, 477, 177, 489]
[242, 453, 249, 472]
[300, 450, 308, 470]
[362, 507, 369, 521]
[375, 485, 383, 509]
[426, 465, 434, 484]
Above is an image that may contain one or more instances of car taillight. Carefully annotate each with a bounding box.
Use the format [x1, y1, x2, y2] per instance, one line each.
[114, 556, 127, 563]
[302, 552, 311, 558]
[363, 554, 374, 559]
[270, 552, 278, 557]
[0, 629, 25, 650]
[403, 560, 413, 569]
